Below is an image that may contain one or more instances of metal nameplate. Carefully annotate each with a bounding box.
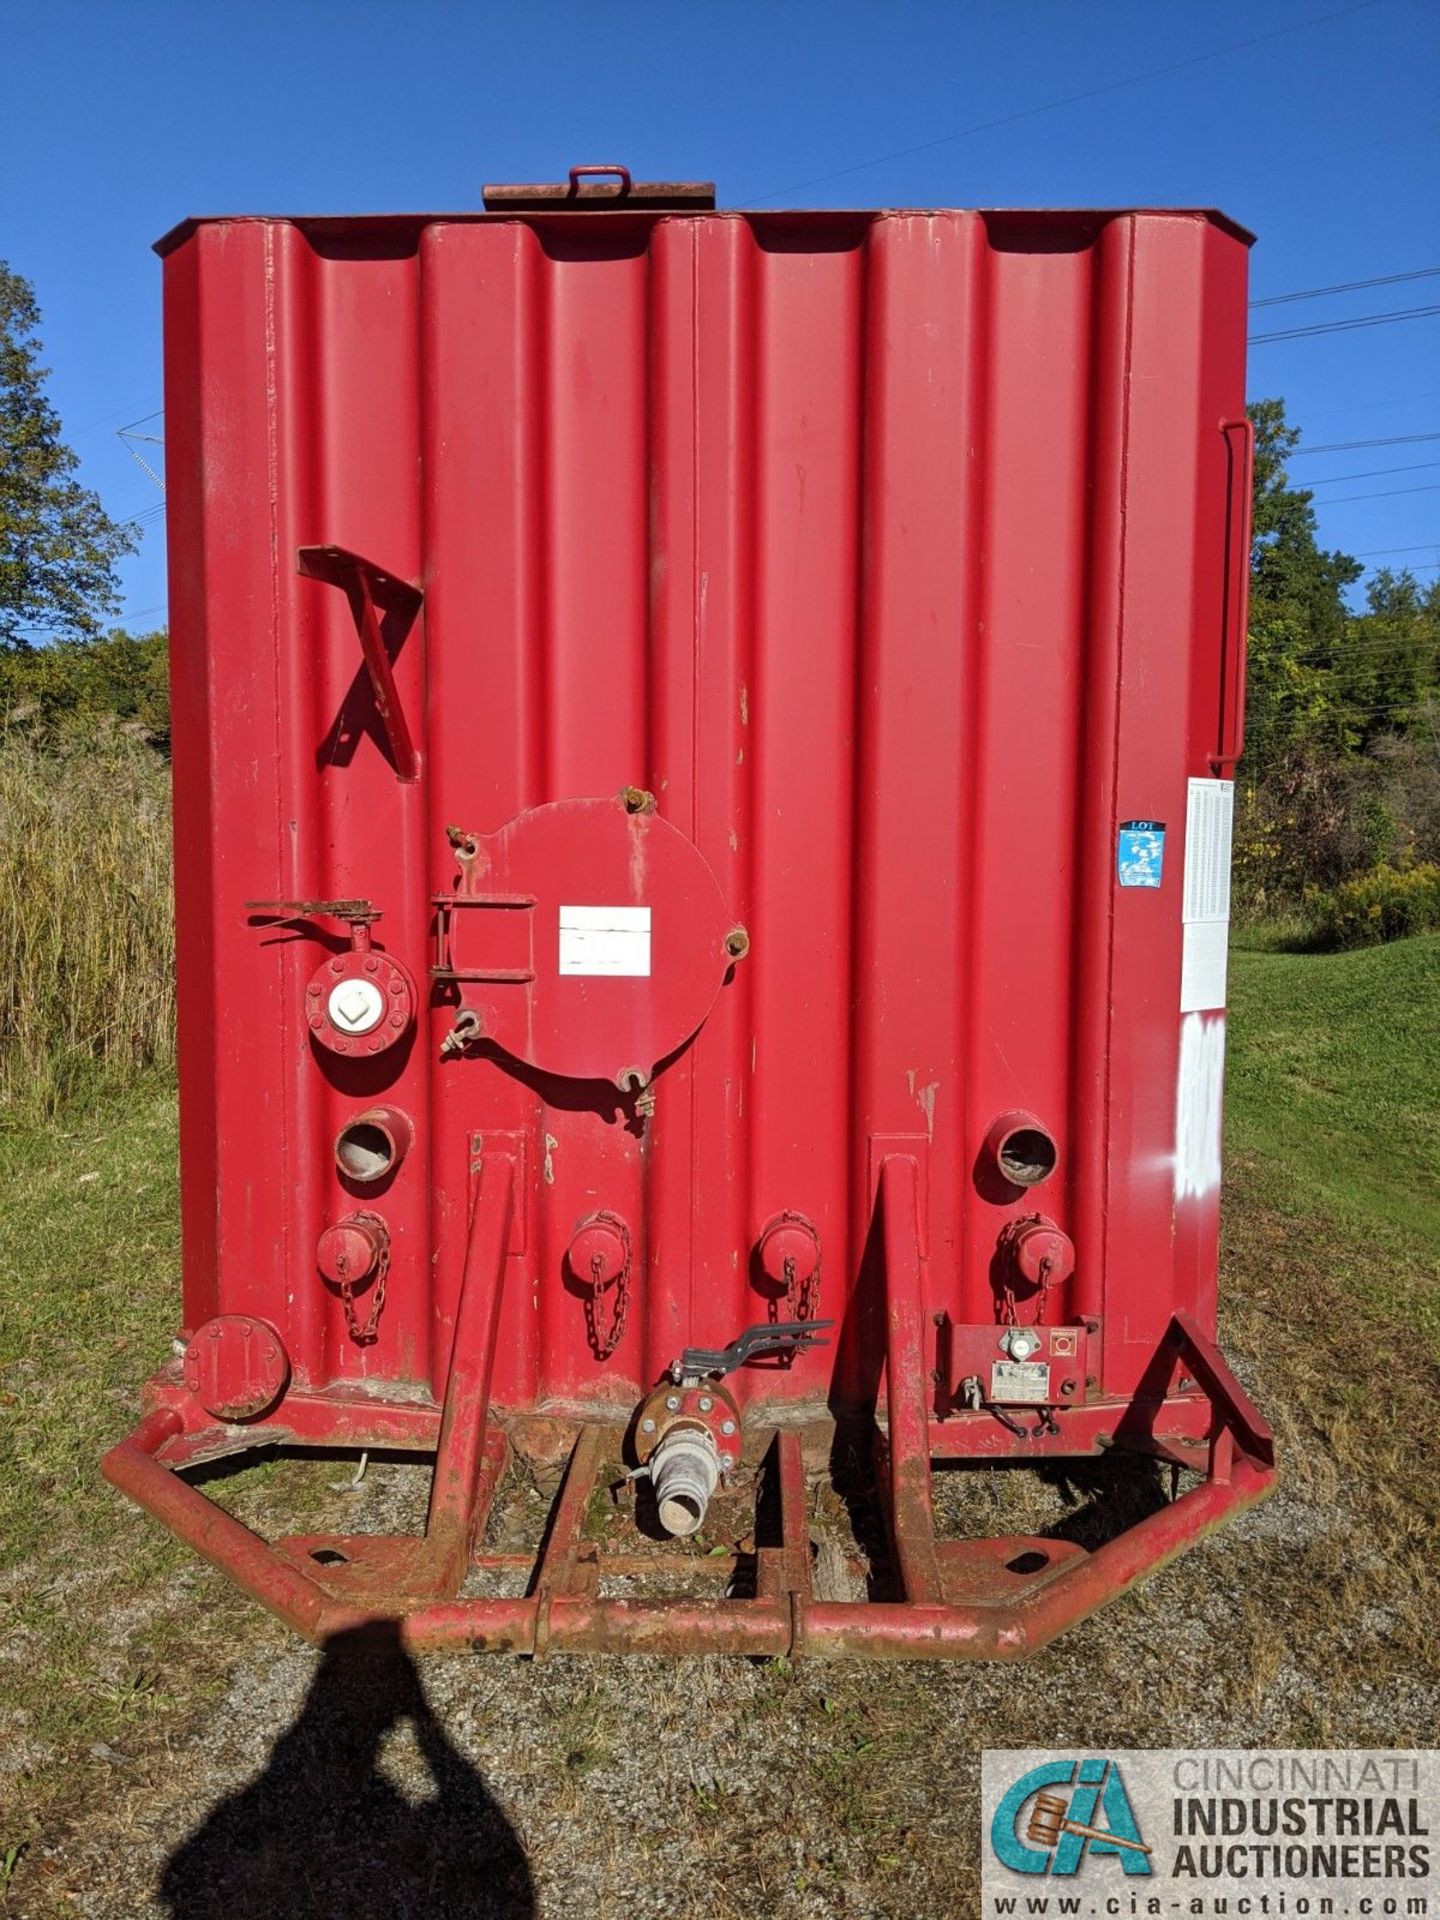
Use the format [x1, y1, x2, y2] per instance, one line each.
[990, 1360, 1051, 1404]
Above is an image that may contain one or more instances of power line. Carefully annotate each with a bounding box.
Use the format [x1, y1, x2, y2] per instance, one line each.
[1307, 461, 1440, 486]
[1351, 543, 1440, 557]
[1287, 431, 1440, 456]
[1293, 388, 1440, 424]
[1286, 702, 1434, 722]
[745, 0, 1383, 203]
[1316, 482, 1440, 504]
[1202, 119, 1440, 200]
[71, 396, 162, 436]
[1251, 266, 1440, 309]
[1249, 302, 1440, 344]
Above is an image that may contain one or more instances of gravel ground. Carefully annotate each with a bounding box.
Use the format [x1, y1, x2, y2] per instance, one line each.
[25, 1414, 1438, 1920]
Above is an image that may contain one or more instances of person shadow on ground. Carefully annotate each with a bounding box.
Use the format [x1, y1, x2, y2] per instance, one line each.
[158, 1620, 535, 1920]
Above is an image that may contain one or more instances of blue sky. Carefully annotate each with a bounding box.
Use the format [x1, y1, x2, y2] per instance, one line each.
[5, 0, 1438, 630]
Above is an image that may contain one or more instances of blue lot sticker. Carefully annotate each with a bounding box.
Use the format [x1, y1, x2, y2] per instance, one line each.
[1117, 820, 1166, 888]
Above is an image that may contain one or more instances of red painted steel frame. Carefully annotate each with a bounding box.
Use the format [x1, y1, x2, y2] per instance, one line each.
[107, 191, 1275, 1656]
[103, 1155, 1273, 1658]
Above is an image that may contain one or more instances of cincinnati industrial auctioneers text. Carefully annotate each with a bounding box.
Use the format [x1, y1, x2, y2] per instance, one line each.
[1169, 1754, 1430, 1886]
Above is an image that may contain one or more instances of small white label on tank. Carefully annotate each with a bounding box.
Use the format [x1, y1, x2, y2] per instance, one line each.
[558, 905, 651, 977]
[1180, 777, 1234, 1012]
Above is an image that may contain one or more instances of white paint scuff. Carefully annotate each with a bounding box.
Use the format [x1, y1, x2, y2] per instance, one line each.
[1174, 1012, 1226, 1202]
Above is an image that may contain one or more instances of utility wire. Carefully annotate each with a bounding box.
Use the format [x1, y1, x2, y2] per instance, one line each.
[1251, 266, 1440, 309]
[1249, 302, 1440, 344]
[1287, 431, 1440, 456]
[71, 397, 162, 436]
[744, 0, 1383, 203]
[1350, 543, 1440, 557]
[1315, 481, 1440, 503]
[1294, 388, 1440, 424]
[1306, 461, 1440, 486]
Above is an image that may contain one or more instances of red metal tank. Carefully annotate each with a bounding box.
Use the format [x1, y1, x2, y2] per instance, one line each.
[104, 166, 1273, 1659]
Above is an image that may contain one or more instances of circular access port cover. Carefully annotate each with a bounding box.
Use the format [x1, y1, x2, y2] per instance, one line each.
[449, 795, 736, 1087]
[183, 1315, 290, 1422]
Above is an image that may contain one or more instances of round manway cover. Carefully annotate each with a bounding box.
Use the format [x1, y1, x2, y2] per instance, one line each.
[183, 1315, 290, 1422]
[453, 795, 736, 1088]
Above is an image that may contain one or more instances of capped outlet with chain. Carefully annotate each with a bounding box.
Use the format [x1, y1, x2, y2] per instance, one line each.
[566, 1211, 632, 1360]
[755, 1211, 822, 1363]
[316, 1210, 391, 1344]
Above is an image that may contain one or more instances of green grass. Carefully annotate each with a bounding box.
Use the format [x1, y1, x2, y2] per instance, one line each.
[0, 1079, 276, 1908]
[1226, 933, 1440, 1351]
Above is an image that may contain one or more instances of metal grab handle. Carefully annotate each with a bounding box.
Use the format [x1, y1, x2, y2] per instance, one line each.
[1213, 416, 1254, 772]
[569, 164, 631, 195]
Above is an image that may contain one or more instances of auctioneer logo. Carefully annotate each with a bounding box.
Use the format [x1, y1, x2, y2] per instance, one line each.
[991, 1757, 1152, 1878]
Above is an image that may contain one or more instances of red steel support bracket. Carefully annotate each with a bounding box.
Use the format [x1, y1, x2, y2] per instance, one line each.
[103, 1151, 1274, 1659]
[102, 1154, 517, 1631]
[298, 545, 422, 782]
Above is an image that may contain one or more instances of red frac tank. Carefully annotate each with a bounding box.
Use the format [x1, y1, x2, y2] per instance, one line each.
[104, 170, 1273, 1659]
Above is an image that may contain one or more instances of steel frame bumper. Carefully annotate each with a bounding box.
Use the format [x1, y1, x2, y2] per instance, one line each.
[103, 1154, 1275, 1660]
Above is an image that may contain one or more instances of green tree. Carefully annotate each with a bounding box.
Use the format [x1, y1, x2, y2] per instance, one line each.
[1244, 396, 1363, 770]
[0, 625, 170, 752]
[1333, 569, 1440, 749]
[0, 263, 138, 648]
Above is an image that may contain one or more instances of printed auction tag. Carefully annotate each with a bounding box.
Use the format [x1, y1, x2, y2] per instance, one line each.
[982, 1749, 1436, 1917]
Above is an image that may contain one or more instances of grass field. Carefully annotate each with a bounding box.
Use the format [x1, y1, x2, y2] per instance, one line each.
[1, 940, 1437, 1918]
[1227, 930, 1440, 1350]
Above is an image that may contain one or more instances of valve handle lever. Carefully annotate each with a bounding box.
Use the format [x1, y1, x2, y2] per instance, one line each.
[245, 899, 381, 955]
[245, 898, 379, 923]
[669, 1317, 835, 1383]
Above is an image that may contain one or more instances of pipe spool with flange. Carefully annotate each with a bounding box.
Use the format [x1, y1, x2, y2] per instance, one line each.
[631, 1377, 742, 1538]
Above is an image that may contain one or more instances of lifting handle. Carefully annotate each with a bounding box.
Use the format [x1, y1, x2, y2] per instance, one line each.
[569, 164, 631, 195]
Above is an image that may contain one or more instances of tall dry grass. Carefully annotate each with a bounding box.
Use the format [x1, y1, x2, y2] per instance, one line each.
[0, 721, 174, 1117]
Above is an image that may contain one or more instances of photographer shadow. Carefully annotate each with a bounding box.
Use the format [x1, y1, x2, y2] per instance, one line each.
[159, 1620, 534, 1920]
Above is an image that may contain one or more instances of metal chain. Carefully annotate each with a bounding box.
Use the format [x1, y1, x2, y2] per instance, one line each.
[584, 1247, 630, 1361]
[336, 1211, 390, 1345]
[1034, 1254, 1055, 1326]
[793, 1254, 820, 1326]
[768, 1251, 821, 1365]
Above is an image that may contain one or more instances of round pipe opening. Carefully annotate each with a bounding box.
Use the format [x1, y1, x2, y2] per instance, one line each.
[658, 1492, 705, 1537]
[648, 1426, 720, 1539]
[334, 1108, 412, 1185]
[998, 1126, 1058, 1188]
[983, 1109, 1059, 1190]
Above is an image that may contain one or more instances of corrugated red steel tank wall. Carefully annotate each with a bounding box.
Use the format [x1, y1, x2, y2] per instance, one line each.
[162, 205, 1249, 1416]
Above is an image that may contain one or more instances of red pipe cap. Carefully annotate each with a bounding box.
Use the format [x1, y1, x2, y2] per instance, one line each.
[316, 1217, 385, 1286]
[1008, 1217, 1076, 1290]
[757, 1211, 822, 1288]
[567, 1214, 630, 1289]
